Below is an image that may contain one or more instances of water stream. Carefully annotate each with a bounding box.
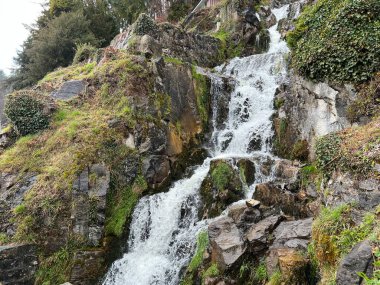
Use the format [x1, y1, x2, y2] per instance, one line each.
[103, 4, 291, 285]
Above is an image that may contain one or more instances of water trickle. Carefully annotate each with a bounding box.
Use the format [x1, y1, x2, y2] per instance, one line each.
[103, 4, 291, 285]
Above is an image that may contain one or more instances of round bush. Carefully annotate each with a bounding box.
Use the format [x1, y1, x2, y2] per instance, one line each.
[5, 91, 53, 135]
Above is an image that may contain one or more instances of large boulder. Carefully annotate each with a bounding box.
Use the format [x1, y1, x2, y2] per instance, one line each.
[69, 250, 106, 285]
[272, 218, 313, 250]
[51, 80, 87, 100]
[0, 244, 38, 285]
[208, 216, 246, 270]
[336, 240, 374, 285]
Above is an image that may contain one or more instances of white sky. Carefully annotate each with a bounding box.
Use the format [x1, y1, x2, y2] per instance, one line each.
[0, 0, 46, 75]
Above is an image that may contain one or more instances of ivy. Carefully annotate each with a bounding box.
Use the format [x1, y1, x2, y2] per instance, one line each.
[287, 0, 380, 83]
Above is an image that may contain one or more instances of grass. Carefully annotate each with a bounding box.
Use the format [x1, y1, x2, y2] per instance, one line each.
[268, 270, 282, 285]
[164, 56, 184, 65]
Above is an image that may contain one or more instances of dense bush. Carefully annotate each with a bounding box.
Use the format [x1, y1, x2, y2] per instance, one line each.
[287, 0, 380, 83]
[167, 1, 193, 22]
[5, 91, 54, 135]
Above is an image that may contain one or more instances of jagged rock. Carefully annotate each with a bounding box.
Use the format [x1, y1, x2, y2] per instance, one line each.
[228, 203, 248, 223]
[0, 244, 38, 285]
[245, 215, 284, 253]
[134, 123, 167, 155]
[208, 216, 246, 270]
[51, 80, 87, 100]
[69, 250, 105, 285]
[138, 34, 162, 58]
[254, 183, 309, 218]
[336, 240, 373, 285]
[272, 218, 313, 250]
[266, 248, 310, 283]
[142, 155, 171, 189]
[273, 159, 299, 185]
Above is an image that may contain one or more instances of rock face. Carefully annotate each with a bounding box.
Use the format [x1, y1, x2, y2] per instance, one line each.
[208, 216, 246, 270]
[69, 250, 106, 285]
[273, 75, 355, 158]
[336, 240, 374, 285]
[51, 80, 87, 100]
[72, 164, 110, 246]
[0, 244, 38, 285]
[111, 14, 222, 67]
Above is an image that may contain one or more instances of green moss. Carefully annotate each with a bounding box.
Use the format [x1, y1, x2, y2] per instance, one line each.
[105, 186, 139, 237]
[39, 62, 96, 84]
[287, 0, 380, 83]
[191, 65, 209, 126]
[211, 161, 233, 191]
[73, 43, 98, 64]
[291, 140, 309, 161]
[0, 233, 10, 245]
[202, 263, 220, 281]
[188, 231, 209, 272]
[212, 29, 244, 60]
[13, 204, 26, 215]
[254, 261, 268, 282]
[164, 56, 184, 65]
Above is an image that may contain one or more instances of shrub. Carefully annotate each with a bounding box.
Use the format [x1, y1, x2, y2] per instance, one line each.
[168, 1, 192, 22]
[132, 13, 158, 36]
[287, 0, 380, 83]
[73, 43, 98, 64]
[5, 91, 54, 136]
[315, 133, 341, 172]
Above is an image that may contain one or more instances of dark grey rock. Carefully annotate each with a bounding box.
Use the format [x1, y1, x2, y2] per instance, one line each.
[51, 80, 86, 100]
[208, 216, 246, 270]
[0, 244, 38, 285]
[69, 250, 105, 285]
[142, 155, 171, 189]
[272, 218, 313, 250]
[336, 240, 373, 285]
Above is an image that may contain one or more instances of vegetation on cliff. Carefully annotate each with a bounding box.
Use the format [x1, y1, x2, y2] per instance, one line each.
[287, 0, 380, 83]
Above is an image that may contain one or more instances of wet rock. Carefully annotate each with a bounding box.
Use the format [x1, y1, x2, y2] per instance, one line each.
[0, 244, 38, 285]
[244, 10, 260, 27]
[245, 215, 284, 253]
[272, 218, 313, 250]
[237, 159, 256, 185]
[208, 216, 246, 270]
[142, 155, 171, 189]
[135, 123, 167, 155]
[200, 160, 244, 218]
[336, 240, 373, 285]
[51, 80, 86, 100]
[69, 250, 105, 285]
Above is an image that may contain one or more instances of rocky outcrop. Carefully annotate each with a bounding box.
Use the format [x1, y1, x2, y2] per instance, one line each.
[336, 240, 374, 285]
[0, 244, 38, 285]
[51, 80, 87, 100]
[69, 250, 106, 285]
[273, 75, 355, 159]
[111, 14, 222, 67]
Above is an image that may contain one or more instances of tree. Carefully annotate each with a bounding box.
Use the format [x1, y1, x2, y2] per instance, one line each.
[0, 70, 6, 81]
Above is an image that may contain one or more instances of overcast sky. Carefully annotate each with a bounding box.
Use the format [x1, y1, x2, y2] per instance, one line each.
[0, 0, 46, 75]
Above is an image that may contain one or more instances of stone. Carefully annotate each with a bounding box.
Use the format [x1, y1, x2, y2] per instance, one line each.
[138, 34, 162, 58]
[358, 179, 379, 191]
[208, 216, 246, 270]
[245, 215, 284, 253]
[227, 203, 248, 223]
[237, 159, 256, 185]
[245, 199, 260, 208]
[69, 250, 105, 285]
[266, 248, 309, 283]
[0, 244, 38, 285]
[51, 80, 86, 100]
[273, 159, 299, 184]
[142, 155, 171, 189]
[272, 218, 313, 250]
[336, 240, 373, 285]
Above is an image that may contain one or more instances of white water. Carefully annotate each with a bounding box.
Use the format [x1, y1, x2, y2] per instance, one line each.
[103, 5, 291, 285]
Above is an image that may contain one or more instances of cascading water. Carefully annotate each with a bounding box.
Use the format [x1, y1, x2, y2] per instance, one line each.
[103, 4, 291, 285]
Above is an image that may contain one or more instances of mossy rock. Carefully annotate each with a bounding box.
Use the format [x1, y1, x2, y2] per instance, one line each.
[200, 160, 244, 218]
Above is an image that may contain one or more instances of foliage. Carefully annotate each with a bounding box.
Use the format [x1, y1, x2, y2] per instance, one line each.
[188, 231, 209, 272]
[73, 43, 98, 64]
[315, 119, 380, 177]
[315, 133, 341, 172]
[268, 270, 282, 285]
[347, 72, 380, 123]
[211, 161, 233, 191]
[254, 261, 268, 283]
[0, 69, 6, 81]
[5, 91, 53, 136]
[132, 13, 158, 36]
[213, 29, 244, 60]
[202, 263, 220, 280]
[291, 140, 309, 161]
[287, 0, 380, 83]
[168, 0, 193, 22]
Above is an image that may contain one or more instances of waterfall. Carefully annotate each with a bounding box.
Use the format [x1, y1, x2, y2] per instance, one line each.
[103, 4, 291, 285]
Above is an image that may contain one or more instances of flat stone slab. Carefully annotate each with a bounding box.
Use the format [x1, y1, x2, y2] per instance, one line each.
[51, 80, 86, 100]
